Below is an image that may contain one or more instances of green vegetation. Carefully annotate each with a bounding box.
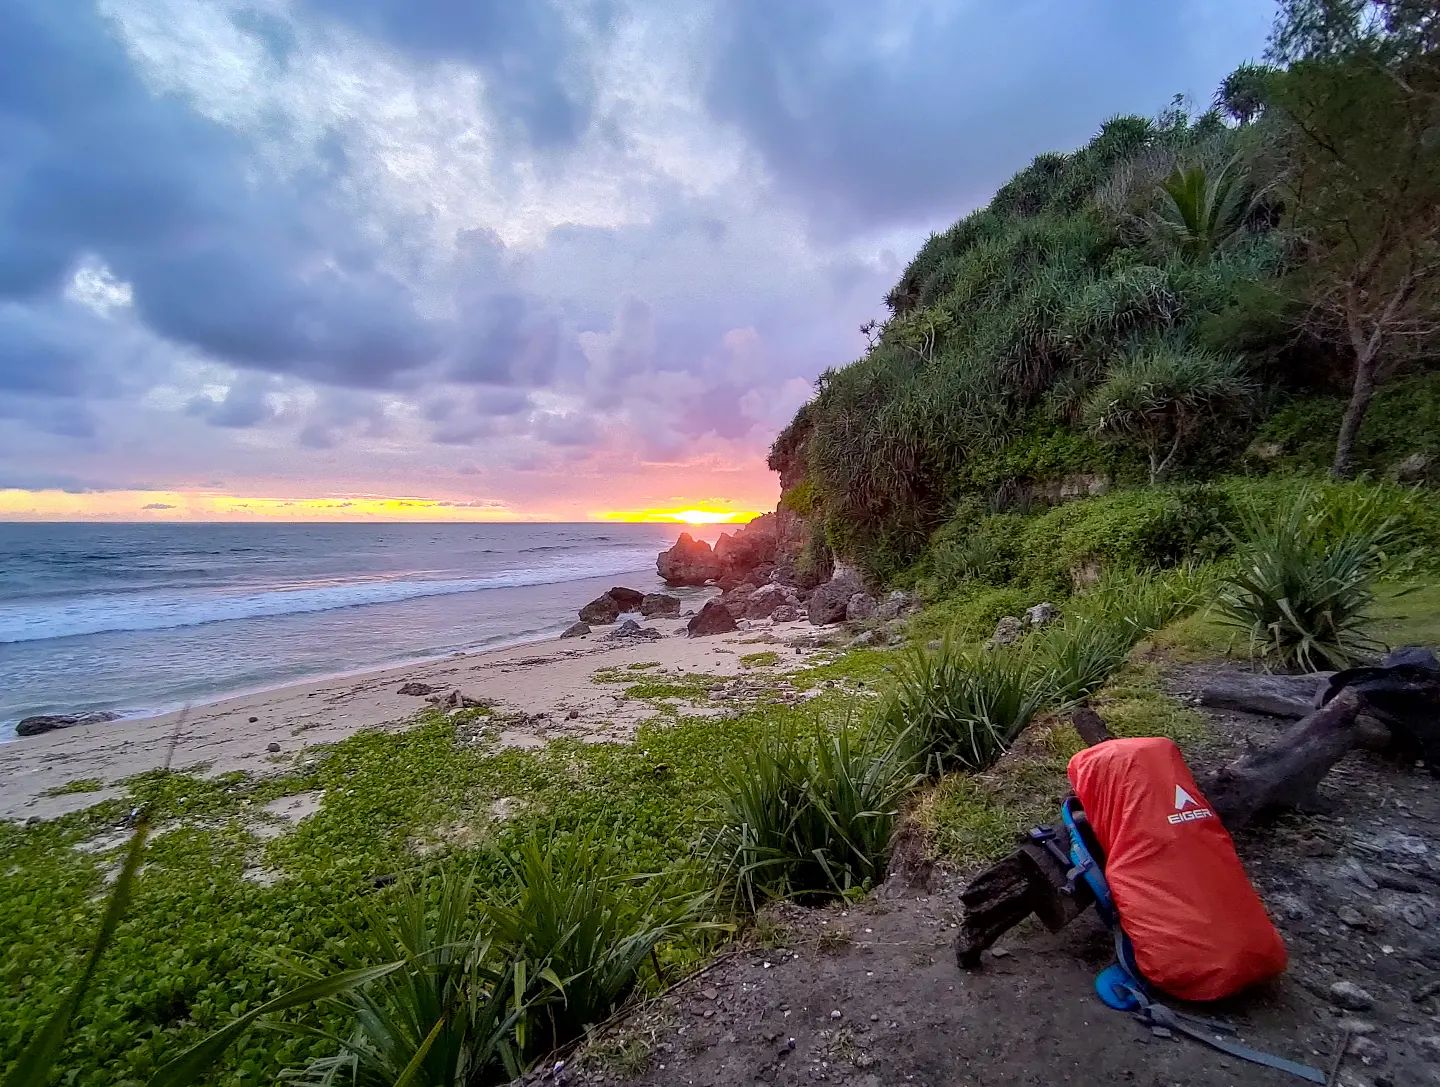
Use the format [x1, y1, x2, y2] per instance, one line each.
[1217, 487, 1412, 670]
[708, 720, 914, 910]
[739, 650, 781, 669]
[40, 777, 106, 797]
[773, 0, 1439, 579]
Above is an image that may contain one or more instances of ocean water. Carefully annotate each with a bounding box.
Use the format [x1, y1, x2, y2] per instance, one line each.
[0, 522, 713, 736]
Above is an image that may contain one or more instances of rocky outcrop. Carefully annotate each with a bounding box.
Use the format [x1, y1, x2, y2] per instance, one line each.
[988, 616, 1024, 647]
[722, 583, 758, 617]
[15, 710, 121, 738]
[845, 592, 878, 623]
[640, 593, 680, 617]
[579, 594, 621, 624]
[560, 622, 591, 638]
[687, 600, 738, 637]
[657, 533, 724, 586]
[743, 583, 797, 619]
[807, 570, 865, 625]
[607, 586, 645, 611]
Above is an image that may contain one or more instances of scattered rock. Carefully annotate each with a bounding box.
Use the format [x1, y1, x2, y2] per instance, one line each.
[578, 594, 621, 624]
[845, 592, 878, 622]
[1348, 1035, 1388, 1064]
[807, 571, 865, 625]
[560, 621, 590, 639]
[610, 619, 662, 641]
[426, 689, 489, 711]
[873, 590, 912, 622]
[722, 583, 758, 618]
[1329, 981, 1376, 1011]
[248, 716, 259, 724]
[1390, 451, 1433, 483]
[688, 600, 738, 637]
[657, 533, 724, 586]
[988, 616, 1024, 648]
[15, 710, 122, 737]
[266, 742, 281, 753]
[606, 586, 644, 611]
[640, 592, 681, 618]
[397, 681, 436, 696]
[744, 583, 793, 620]
[1338, 1018, 1378, 1036]
[849, 629, 887, 649]
[1337, 905, 1371, 928]
[1024, 601, 1058, 627]
[771, 604, 800, 623]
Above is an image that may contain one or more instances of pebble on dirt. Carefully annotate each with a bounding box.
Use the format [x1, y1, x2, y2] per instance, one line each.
[1329, 980, 1377, 1011]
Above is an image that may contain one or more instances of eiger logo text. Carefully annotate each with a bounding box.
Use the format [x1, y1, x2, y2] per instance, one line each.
[1167, 783, 1214, 825]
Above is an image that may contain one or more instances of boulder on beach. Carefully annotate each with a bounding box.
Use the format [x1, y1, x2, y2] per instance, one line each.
[744, 582, 794, 620]
[687, 599, 738, 637]
[607, 586, 645, 611]
[845, 592, 878, 623]
[560, 621, 591, 639]
[640, 592, 680, 617]
[610, 619, 663, 641]
[397, 681, 436, 696]
[657, 533, 723, 586]
[807, 571, 865, 625]
[722, 583, 758, 617]
[16, 711, 122, 738]
[579, 594, 621, 624]
[771, 604, 800, 623]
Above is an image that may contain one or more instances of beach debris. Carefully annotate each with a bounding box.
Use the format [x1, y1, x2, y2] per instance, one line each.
[15, 710, 121, 738]
[640, 592, 681, 617]
[607, 586, 645, 610]
[560, 621, 590, 638]
[397, 681, 437, 696]
[688, 599, 738, 637]
[579, 593, 621, 624]
[424, 689, 491, 711]
[1199, 670, 1329, 718]
[609, 619, 663, 641]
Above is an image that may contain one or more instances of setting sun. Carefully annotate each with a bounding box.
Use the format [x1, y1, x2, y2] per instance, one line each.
[592, 504, 765, 525]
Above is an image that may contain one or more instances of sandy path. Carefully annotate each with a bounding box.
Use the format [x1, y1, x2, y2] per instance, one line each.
[0, 608, 817, 822]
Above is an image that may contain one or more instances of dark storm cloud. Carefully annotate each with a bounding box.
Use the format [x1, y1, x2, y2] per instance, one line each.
[705, 1, 1265, 230]
[0, 0, 438, 391]
[300, 0, 597, 148]
[189, 379, 280, 429]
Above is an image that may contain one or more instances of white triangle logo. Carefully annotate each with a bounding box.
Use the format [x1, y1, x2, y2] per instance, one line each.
[1174, 785, 1198, 811]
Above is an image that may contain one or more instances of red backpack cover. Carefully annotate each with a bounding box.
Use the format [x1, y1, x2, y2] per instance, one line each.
[1067, 737, 1287, 1001]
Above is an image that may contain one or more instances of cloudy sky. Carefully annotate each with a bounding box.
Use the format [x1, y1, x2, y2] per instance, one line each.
[0, 0, 1272, 522]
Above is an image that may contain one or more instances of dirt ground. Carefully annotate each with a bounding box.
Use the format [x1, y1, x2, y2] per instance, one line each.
[544, 665, 1440, 1087]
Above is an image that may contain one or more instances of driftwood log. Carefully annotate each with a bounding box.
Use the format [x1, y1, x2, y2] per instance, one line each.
[956, 691, 1366, 967]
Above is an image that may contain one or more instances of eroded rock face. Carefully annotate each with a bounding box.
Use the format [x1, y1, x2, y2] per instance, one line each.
[607, 586, 645, 611]
[657, 533, 724, 586]
[579, 594, 621, 624]
[687, 599, 738, 637]
[807, 572, 865, 625]
[15, 711, 121, 738]
[640, 593, 680, 617]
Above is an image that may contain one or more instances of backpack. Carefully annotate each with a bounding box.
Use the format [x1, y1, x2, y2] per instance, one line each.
[1031, 737, 1324, 1083]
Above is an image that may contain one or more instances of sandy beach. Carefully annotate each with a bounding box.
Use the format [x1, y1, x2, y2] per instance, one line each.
[0, 600, 826, 822]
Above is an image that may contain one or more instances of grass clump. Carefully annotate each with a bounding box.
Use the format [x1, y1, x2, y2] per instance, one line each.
[710, 720, 915, 910]
[1216, 488, 1410, 671]
[40, 777, 106, 797]
[739, 651, 781, 669]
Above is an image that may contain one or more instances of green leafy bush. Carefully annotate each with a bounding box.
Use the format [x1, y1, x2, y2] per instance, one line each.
[1216, 488, 1407, 671]
[710, 721, 914, 910]
[876, 642, 1042, 776]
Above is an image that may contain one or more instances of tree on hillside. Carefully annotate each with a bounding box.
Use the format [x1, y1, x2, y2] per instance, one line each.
[1216, 63, 1278, 124]
[1266, 0, 1440, 476]
[1083, 344, 1254, 483]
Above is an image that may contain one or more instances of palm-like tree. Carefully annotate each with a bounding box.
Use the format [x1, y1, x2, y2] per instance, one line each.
[1144, 159, 1253, 262]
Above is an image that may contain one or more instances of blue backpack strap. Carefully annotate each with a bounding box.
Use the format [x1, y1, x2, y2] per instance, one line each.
[1049, 799, 1327, 1083]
